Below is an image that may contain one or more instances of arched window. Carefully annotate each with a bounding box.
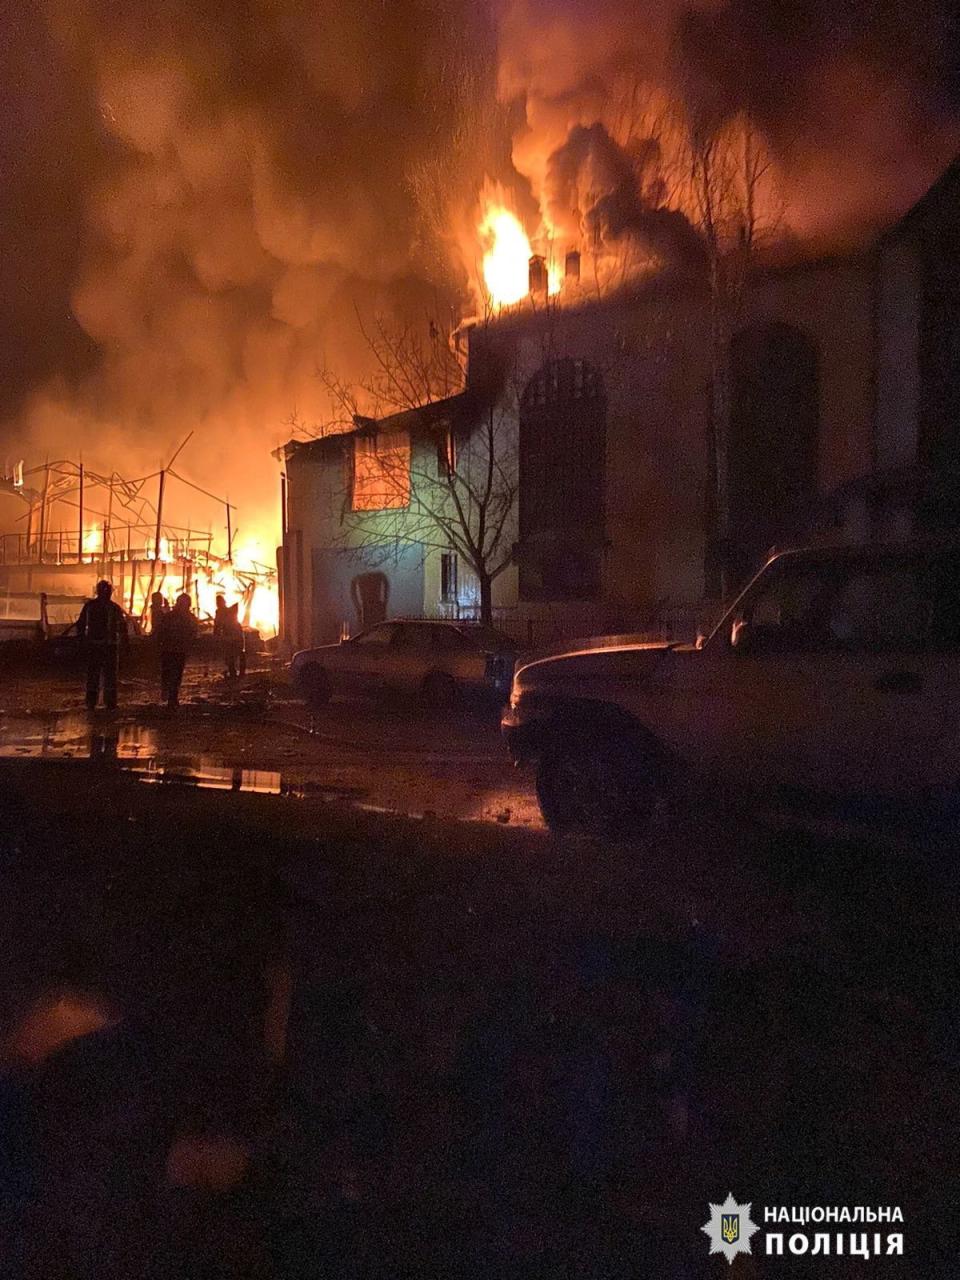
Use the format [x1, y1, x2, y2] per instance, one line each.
[519, 358, 606, 599]
[728, 323, 819, 587]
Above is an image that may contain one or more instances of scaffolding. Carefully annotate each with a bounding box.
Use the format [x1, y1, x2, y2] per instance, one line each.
[0, 441, 277, 627]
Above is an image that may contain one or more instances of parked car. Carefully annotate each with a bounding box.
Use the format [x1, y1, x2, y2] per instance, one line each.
[291, 619, 519, 708]
[503, 540, 960, 835]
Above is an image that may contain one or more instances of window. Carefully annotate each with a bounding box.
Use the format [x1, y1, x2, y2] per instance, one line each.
[352, 431, 411, 510]
[394, 623, 468, 652]
[351, 623, 398, 646]
[728, 324, 819, 590]
[735, 556, 936, 653]
[519, 358, 606, 601]
[440, 552, 458, 603]
[429, 625, 472, 652]
[436, 430, 456, 478]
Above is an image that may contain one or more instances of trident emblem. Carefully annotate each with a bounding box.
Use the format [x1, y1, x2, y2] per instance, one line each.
[722, 1214, 740, 1244]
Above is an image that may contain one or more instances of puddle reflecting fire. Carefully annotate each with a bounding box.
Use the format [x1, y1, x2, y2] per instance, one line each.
[0, 714, 289, 795]
[3, 991, 118, 1066]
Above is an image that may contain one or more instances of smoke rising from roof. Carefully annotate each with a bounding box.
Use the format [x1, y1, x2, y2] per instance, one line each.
[1, 0, 496, 538]
[500, 0, 960, 243]
[1, 0, 958, 543]
[543, 123, 706, 269]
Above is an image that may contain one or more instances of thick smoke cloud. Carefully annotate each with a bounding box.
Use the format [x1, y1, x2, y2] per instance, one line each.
[543, 123, 706, 268]
[1, 0, 958, 548]
[499, 0, 960, 241]
[1, 0, 497, 543]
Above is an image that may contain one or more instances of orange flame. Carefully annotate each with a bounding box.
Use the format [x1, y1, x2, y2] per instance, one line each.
[479, 196, 531, 307]
[81, 524, 101, 560]
[477, 185, 565, 307]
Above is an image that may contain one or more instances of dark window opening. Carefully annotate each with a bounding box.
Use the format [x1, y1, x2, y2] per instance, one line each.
[436, 430, 456, 478]
[518, 358, 606, 601]
[440, 552, 458, 603]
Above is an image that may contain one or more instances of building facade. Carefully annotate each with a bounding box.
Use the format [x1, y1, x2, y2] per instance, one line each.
[277, 158, 960, 651]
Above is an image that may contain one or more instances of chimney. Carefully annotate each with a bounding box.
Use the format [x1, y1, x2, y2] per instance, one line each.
[528, 254, 547, 298]
[564, 249, 581, 284]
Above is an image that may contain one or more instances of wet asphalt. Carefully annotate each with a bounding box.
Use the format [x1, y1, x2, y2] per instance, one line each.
[0, 665, 959, 1276]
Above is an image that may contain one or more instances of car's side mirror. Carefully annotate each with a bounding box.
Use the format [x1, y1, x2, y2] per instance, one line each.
[730, 618, 752, 651]
[731, 619, 784, 654]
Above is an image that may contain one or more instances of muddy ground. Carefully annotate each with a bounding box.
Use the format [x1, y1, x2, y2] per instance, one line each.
[0, 662, 958, 1277]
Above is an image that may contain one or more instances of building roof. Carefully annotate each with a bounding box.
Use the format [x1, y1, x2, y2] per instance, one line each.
[352, 390, 474, 435]
[881, 150, 960, 242]
[277, 390, 474, 466]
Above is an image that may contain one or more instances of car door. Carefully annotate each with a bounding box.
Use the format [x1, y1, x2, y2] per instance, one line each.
[427, 625, 483, 686]
[389, 624, 434, 691]
[640, 621, 826, 794]
[389, 624, 478, 691]
[335, 622, 400, 693]
[646, 549, 960, 801]
[639, 556, 861, 795]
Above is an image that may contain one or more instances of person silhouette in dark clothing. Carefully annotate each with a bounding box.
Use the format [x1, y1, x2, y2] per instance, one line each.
[150, 590, 169, 636]
[214, 593, 245, 679]
[77, 580, 126, 710]
[158, 593, 197, 709]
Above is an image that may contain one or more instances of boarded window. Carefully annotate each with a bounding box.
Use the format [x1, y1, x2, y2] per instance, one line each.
[352, 431, 411, 510]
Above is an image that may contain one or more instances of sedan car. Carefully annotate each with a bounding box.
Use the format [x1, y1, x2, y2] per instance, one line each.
[291, 619, 519, 707]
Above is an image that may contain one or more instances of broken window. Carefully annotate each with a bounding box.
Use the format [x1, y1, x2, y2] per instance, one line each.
[352, 431, 411, 511]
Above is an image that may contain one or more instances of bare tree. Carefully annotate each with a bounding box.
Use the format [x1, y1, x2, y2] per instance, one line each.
[606, 82, 785, 595]
[315, 312, 519, 625]
[672, 111, 782, 593]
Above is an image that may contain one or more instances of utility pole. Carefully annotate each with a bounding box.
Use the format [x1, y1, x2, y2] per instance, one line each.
[226, 501, 233, 563]
[154, 470, 166, 564]
[37, 462, 50, 564]
[78, 462, 84, 563]
[140, 469, 167, 620]
[103, 473, 114, 570]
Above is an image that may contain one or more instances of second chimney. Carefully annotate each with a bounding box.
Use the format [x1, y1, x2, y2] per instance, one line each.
[528, 254, 547, 298]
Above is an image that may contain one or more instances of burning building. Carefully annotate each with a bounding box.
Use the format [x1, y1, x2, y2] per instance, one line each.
[3, 0, 957, 650]
[277, 153, 960, 650]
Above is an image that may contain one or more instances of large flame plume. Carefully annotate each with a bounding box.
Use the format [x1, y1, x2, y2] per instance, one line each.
[480, 203, 531, 307]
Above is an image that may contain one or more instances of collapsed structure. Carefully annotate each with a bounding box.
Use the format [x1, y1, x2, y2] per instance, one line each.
[0, 456, 278, 634]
